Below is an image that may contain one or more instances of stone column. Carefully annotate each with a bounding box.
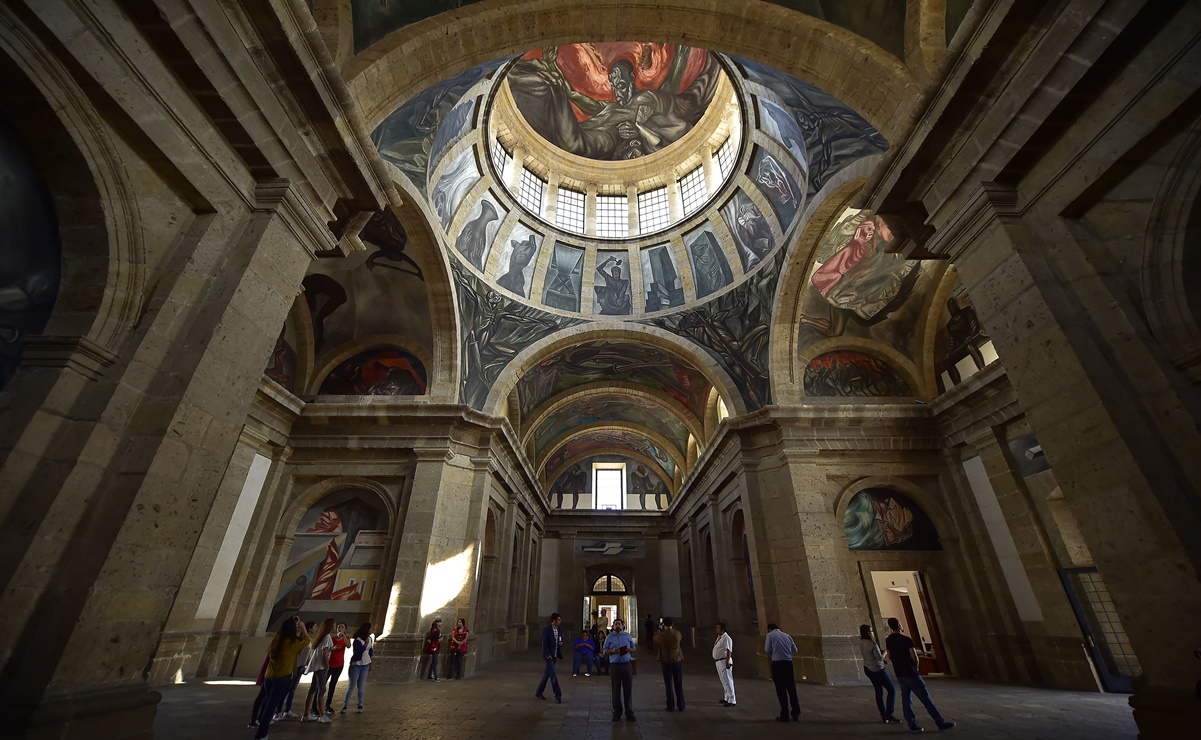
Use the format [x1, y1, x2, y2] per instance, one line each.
[947, 186, 1201, 734]
[584, 184, 598, 236]
[626, 183, 640, 235]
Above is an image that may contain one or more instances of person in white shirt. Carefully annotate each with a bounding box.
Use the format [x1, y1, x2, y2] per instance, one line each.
[301, 618, 335, 724]
[340, 622, 375, 714]
[713, 622, 736, 707]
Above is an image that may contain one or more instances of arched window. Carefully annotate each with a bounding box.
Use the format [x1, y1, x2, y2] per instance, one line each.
[591, 574, 627, 593]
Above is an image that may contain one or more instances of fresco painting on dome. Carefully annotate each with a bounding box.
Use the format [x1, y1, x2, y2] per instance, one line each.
[544, 430, 676, 484]
[530, 395, 690, 460]
[361, 209, 424, 279]
[453, 260, 585, 409]
[640, 244, 685, 312]
[797, 208, 934, 361]
[269, 489, 389, 630]
[758, 98, 808, 173]
[683, 223, 733, 299]
[804, 350, 910, 397]
[264, 323, 298, 393]
[494, 222, 542, 298]
[507, 43, 723, 161]
[351, 0, 485, 52]
[844, 488, 941, 551]
[0, 115, 61, 393]
[734, 56, 887, 193]
[650, 248, 782, 410]
[593, 249, 633, 316]
[301, 241, 432, 364]
[319, 348, 427, 396]
[629, 462, 670, 511]
[432, 148, 480, 229]
[372, 57, 505, 196]
[720, 190, 776, 272]
[752, 148, 803, 228]
[934, 287, 994, 393]
[428, 96, 476, 176]
[455, 191, 506, 270]
[542, 242, 585, 312]
[516, 340, 711, 421]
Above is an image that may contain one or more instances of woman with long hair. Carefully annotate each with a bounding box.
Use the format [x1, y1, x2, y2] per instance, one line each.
[301, 618, 336, 723]
[860, 623, 899, 724]
[340, 622, 375, 713]
[425, 618, 443, 681]
[449, 618, 469, 679]
[253, 617, 310, 740]
[278, 620, 316, 720]
[323, 622, 348, 714]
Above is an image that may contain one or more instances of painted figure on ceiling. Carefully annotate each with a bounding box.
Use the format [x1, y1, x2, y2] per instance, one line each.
[497, 232, 539, 297]
[594, 254, 632, 315]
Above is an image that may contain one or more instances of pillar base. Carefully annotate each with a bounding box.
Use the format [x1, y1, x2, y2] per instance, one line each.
[15, 682, 160, 740]
[1130, 683, 1201, 739]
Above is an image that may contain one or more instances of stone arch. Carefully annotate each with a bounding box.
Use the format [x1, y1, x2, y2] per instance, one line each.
[832, 476, 957, 548]
[483, 323, 746, 418]
[522, 383, 704, 446]
[312, 0, 353, 69]
[1143, 116, 1201, 384]
[306, 334, 435, 396]
[915, 266, 962, 397]
[343, 0, 916, 145]
[729, 507, 757, 628]
[538, 421, 684, 476]
[279, 476, 398, 537]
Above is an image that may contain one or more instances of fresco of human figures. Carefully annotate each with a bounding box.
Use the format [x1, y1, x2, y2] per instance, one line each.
[549, 456, 671, 511]
[844, 488, 940, 551]
[803, 350, 910, 398]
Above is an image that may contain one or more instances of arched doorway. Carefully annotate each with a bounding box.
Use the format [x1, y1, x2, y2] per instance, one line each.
[583, 573, 634, 638]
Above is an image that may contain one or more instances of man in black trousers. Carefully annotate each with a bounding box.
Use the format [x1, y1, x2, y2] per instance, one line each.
[764, 622, 800, 721]
[535, 613, 563, 703]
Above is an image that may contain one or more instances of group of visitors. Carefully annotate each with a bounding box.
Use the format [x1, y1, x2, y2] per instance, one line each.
[249, 618, 375, 739]
[423, 617, 470, 682]
[533, 612, 957, 732]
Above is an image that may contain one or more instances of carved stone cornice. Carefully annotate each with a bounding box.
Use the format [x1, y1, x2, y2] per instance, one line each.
[20, 335, 118, 382]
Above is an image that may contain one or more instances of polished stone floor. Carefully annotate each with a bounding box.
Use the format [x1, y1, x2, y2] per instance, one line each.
[156, 650, 1136, 739]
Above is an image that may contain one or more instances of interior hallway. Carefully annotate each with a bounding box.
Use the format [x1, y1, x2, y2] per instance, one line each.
[156, 650, 1136, 739]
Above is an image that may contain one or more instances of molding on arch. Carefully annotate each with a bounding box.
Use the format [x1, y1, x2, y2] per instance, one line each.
[522, 382, 704, 450]
[545, 448, 675, 498]
[482, 322, 747, 418]
[344, 0, 916, 141]
[537, 420, 684, 478]
[306, 333, 435, 396]
[832, 475, 957, 547]
[277, 475, 401, 538]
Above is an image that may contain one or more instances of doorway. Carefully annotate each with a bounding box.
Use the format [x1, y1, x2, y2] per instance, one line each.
[583, 574, 635, 637]
[869, 570, 949, 674]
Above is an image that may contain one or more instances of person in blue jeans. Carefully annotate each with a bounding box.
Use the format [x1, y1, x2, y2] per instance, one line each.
[535, 613, 563, 702]
[340, 622, 374, 713]
[860, 624, 900, 723]
[883, 617, 955, 733]
[571, 629, 596, 677]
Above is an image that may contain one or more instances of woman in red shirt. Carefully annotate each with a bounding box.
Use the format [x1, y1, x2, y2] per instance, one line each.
[449, 618, 469, 679]
[323, 622, 348, 714]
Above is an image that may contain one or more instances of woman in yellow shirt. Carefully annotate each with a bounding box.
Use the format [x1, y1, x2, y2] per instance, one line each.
[254, 617, 310, 740]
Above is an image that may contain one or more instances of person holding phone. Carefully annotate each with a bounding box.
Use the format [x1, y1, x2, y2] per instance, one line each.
[603, 618, 638, 721]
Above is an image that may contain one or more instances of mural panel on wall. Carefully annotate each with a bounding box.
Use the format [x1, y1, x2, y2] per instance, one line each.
[269, 490, 388, 629]
[318, 348, 427, 396]
[844, 488, 941, 550]
[683, 222, 733, 299]
[453, 258, 585, 409]
[758, 97, 809, 172]
[543, 429, 676, 485]
[796, 208, 937, 365]
[431, 148, 480, 229]
[428, 96, 476, 176]
[719, 189, 776, 271]
[734, 56, 887, 193]
[594, 249, 633, 315]
[934, 279, 995, 393]
[516, 340, 711, 421]
[640, 243, 685, 312]
[264, 323, 299, 393]
[529, 393, 690, 460]
[550, 455, 671, 511]
[0, 115, 60, 393]
[752, 147, 803, 228]
[543, 242, 586, 312]
[549, 460, 590, 509]
[372, 57, 506, 196]
[804, 350, 910, 397]
[455, 191, 505, 270]
[507, 43, 723, 161]
[494, 223, 542, 298]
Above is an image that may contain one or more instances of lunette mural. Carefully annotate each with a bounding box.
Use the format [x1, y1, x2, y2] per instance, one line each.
[844, 488, 940, 550]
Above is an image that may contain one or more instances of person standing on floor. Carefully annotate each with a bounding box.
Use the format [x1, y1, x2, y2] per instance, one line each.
[425, 618, 443, 681]
[572, 629, 596, 677]
[595, 628, 609, 675]
[277, 620, 316, 721]
[340, 623, 374, 714]
[301, 617, 335, 723]
[884, 617, 956, 733]
[655, 616, 685, 711]
[860, 623, 900, 724]
[603, 618, 638, 721]
[713, 622, 736, 707]
[254, 617, 310, 739]
[765, 622, 801, 722]
[449, 618, 469, 679]
[323, 622, 348, 714]
[535, 612, 564, 703]
[643, 613, 656, 653]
